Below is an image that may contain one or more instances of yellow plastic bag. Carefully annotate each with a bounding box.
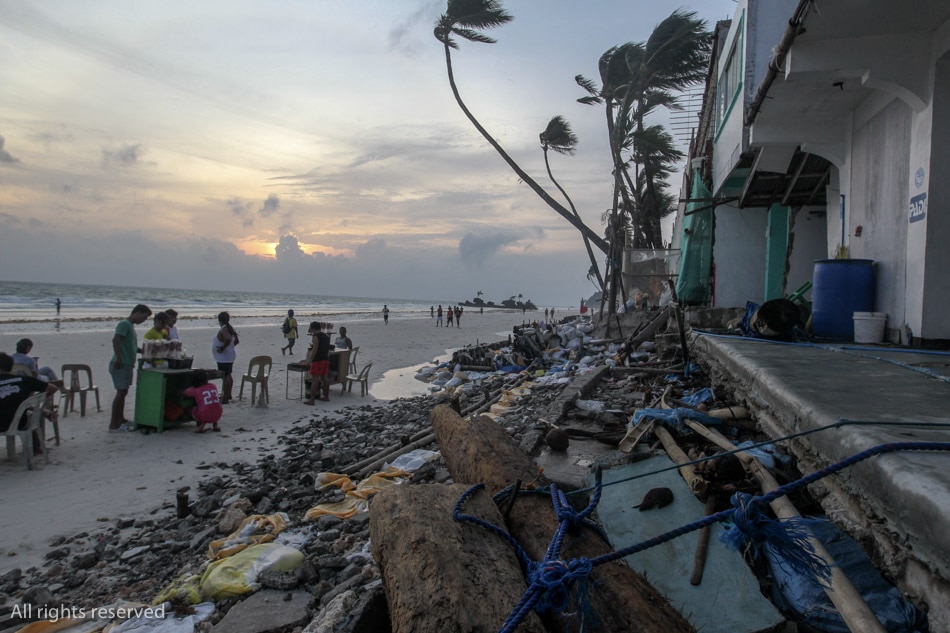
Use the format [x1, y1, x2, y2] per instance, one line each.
[207, 513, 288, 560]
[152, 573, 203, 606]
[199, 543, 303, 601]
[305, 466, 409, 520]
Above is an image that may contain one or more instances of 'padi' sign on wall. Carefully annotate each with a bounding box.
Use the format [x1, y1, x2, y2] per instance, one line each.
[909, 192, 927, 223]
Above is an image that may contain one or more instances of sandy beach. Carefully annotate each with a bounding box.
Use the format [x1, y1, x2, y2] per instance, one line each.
[0, 310, 531, 574]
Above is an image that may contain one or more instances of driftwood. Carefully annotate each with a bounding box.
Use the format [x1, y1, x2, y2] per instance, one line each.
[685, 420, 888, 633]
[370, 483, 546, 633]
[431, 404, 695, 633]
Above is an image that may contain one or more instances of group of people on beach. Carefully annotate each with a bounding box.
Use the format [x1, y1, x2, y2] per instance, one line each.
[108, 305, 225, 434]
[279, 308, 356, 405]
[432, 305, 464, 327]
[0, 340, 63, 451]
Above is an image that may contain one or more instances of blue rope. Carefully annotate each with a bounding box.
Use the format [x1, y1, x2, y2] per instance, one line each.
[454, 441, 950, 633]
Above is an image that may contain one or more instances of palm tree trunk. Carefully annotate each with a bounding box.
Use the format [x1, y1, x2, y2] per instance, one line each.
[442, 43, 609, 255]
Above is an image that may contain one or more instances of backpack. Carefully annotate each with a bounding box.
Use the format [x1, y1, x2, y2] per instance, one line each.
[282, 318, 292, 335]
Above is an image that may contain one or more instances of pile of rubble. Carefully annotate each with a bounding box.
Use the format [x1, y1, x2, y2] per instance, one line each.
[0, 308, 927, 633]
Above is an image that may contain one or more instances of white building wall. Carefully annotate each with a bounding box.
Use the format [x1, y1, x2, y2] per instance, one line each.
[921, 51, 950, 339]
[787, 208, 827, 297]
[849, 98, 912, 340]
[711, 205, 766, 308]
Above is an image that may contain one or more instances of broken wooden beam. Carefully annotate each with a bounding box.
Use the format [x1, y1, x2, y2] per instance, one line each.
[430, 404, 695, 633]
[370, 482, 546, 633]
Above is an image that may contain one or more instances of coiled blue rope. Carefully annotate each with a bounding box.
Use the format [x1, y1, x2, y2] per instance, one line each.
[454, 441, 950, 633]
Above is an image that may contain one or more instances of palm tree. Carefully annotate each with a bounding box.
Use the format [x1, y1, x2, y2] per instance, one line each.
[539, 115, 605, 292]
[576, 10, 710, 316]
[621, 10, 710, 248]
[434, 0, 608, 254]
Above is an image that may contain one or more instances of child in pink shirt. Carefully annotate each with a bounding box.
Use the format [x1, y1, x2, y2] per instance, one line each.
[184, 370, 223, 433]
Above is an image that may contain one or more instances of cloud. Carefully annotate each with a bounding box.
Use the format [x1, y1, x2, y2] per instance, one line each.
[101, 143, 143, 168]
[458, 232, 522, 268]
[355, 237, 388, 260]
[275, 234, 306, 262]
[258, 193, 280, 217]
[228, 197, 251, 216]
[0, 135, 20, 163]
[386, 1, 442, 56]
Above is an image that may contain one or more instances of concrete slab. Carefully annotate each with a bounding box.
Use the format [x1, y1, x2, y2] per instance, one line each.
[593, 456, 784, 633]
[691, 332, 950, 630]
[212, 590, 312, 633]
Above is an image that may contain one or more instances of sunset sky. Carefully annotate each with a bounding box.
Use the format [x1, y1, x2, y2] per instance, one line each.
[0, 0, 733, 306]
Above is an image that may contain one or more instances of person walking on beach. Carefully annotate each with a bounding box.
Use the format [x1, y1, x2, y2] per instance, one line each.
[109, 304, 152, 432]
[213, 312, 239, 404]
[55, 298, 61, 315]
[436, 305, 443, 327]
[446, 306, 454, 327]
[185, 370, 223, 433]
[382, 305, 390, 325]
[455, 305, 462, 327]
[303, 322, 331, 404]
[430, 306, 434, 318]
[281, 309, 298, 355]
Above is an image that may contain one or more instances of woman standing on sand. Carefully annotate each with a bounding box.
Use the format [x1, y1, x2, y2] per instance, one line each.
[212, 311, 239, 404]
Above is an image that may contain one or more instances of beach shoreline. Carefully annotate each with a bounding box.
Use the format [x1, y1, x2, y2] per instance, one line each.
[0, 310, 529, 574]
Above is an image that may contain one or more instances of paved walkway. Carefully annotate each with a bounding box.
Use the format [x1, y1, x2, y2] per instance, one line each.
[691, 332, 950, 630]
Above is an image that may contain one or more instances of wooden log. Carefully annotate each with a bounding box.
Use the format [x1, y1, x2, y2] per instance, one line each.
[431, 405, 695, 633]
[370, 483, 546, 633]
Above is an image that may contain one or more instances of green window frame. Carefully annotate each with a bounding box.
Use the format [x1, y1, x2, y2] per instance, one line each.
[715, 13, 744, 139]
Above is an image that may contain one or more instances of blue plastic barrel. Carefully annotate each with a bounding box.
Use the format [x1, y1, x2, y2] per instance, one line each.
[811, 259, 874, 340]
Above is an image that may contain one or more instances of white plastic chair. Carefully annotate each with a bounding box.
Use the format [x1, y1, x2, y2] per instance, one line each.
[344, 362, 373, 397]
[4, 393, 47, 470]
[60, 364, 101, 417]
[239, 355, 272, 405]
[348, 347, 360, 374]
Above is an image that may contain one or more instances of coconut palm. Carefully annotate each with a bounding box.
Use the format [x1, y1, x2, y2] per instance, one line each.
[621, 10, 710, 248]
[539, 115, 605, 292]
[434, 0, 608, 254]
[576, 10, 710, 316]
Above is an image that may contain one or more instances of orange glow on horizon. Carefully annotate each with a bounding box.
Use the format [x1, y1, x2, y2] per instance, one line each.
[231, 238, 352, 259]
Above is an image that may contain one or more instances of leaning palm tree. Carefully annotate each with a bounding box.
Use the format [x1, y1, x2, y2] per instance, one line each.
[434, 0, 608, 255]
[539, 116, 605, 292]
[622, 10, 710, 247]
[576, 11, 710, 316]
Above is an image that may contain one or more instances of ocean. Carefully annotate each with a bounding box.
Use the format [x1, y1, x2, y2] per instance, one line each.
[0, 280, 446, 335]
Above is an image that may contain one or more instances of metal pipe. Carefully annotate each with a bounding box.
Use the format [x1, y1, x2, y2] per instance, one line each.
[744, 0, 814, 127]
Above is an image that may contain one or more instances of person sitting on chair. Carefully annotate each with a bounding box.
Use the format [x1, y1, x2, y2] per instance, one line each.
[333, 326, 353, 350]
[0, 353, 59, 451]
[12, 339, 59, 382]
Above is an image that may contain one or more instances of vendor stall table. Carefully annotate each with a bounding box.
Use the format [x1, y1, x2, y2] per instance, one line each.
[286, 349, 352, 400]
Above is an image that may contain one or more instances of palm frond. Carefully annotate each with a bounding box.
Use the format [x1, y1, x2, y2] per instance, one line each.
[575, 74, 600, 97]
[453, 27, 498, 44]
[540, 116, 578, 155]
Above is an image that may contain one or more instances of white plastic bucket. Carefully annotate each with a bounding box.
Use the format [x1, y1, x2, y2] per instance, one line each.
[853, 311, 886, 343]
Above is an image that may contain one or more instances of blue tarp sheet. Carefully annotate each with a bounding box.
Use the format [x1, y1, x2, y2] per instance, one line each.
[767, 519, 928, 632]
